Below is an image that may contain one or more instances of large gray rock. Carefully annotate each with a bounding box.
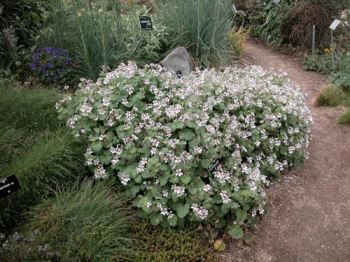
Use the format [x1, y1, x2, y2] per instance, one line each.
[160, 47, 194, 77]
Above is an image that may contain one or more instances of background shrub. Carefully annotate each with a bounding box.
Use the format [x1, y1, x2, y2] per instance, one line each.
[248, 0, 294, 46]
[280, 0, 331, 48]
[58, 63, 311, 238]
[0, 0, 48, 77]
[0, 182, 134, 261]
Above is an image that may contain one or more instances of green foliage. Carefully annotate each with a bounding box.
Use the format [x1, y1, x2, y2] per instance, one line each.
[303, 52, 333, 73]
[316, 85, 347, 107]
[248, 0, 349, 48]
[0, 83, 86, 231]
[337, 109, 350, 124]
[133, 222, 217, 261]
[0, 130, 86, 231]
[304, 51, 350, 90]
[38, 1, 169, 84]
[119, 7, 170, 66]
[58, 63, 311, 238]
[0, 182, 134, 261]
[158, 0, 235, 67]
[249, 0, 294, 46]
[39, 0, 124, 82]
[0, 0, 48, 76]
[0, 81, 61, 132]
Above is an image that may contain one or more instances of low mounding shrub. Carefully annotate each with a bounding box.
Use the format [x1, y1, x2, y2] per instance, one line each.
[0, 182, 134, 261]
[337, 109, 350, 125]
[57, 62, 311, 238]
[316, 85, 347, 107]
[133, 222, 217, 261]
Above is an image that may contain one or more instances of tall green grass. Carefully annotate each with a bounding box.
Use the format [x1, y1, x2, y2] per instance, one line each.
[0, 82, 61, 132]
[158, 0, 234, 67]
[0, 83, 86, 231]
[39, 0, 124, 81]
[0, 129, 86, 231]
[0, 182, 134, 261]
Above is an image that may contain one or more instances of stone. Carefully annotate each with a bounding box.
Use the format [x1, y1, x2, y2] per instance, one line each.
[160, 47, 194, 77]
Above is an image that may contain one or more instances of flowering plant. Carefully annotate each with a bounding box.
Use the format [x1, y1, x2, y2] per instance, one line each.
[29, 47, 73, 85]
[57, 62, 311, 238]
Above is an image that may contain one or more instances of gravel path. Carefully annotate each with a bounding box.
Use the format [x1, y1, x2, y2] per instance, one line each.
[223, 40, 350, 262]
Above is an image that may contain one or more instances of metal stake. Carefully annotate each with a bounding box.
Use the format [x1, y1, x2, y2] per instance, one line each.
[312, 25, 316, 55]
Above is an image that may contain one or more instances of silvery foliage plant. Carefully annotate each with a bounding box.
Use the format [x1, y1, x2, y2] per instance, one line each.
[57, 62, 311, 238]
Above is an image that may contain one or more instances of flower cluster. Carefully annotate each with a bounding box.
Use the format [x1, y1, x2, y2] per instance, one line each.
[57, 62, 311, 237]
[29, 47, 73, 85]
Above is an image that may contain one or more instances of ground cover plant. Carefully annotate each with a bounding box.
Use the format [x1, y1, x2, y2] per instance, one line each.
[133, 222, 217, 261]
[57, 62, 312, 238]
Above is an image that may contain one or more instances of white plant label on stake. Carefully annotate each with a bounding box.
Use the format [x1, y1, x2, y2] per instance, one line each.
[329, 19, 341, 31]
[272, 0, 280, 3]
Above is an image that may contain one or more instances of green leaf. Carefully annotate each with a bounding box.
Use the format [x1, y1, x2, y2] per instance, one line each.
[235, 209, 247, 223]
[179, 129, 195, 141]
[91, 142, 102, 152]
[176, 203, 190, 218]
[150, 213, 163, 226]
[138, 196, 149, 211]
[168, 215, 178, 226]
[201, 159, 210, 169]
[131, 186, 140, 197]
[228, 225, 244, 239]
[180, 175, 191, 184]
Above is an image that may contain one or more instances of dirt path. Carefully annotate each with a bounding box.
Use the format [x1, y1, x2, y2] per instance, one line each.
[223, 40, 350, 262]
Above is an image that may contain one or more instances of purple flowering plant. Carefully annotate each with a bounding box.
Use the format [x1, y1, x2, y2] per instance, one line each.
[29, 47, 73, 86]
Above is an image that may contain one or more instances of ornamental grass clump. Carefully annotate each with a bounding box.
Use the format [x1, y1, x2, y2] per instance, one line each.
[57, 62, 312, 238]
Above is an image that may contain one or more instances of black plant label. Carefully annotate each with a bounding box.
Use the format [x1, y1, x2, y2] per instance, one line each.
[0, 175, 21, 199]
[207, 160, 220, 174]
[139, 16, 153, 30]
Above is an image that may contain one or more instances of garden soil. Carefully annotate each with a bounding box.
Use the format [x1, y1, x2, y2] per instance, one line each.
[223, 39, 350, 262]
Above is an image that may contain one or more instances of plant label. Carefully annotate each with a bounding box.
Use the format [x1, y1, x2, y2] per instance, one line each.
[272, 0, 280, 4]
[0, 175, 20, 199]
[176, 70, 183, 78]
[207, 160, 220, 174]
[139, 16, 153, 30]
[329, 19, 341, 31]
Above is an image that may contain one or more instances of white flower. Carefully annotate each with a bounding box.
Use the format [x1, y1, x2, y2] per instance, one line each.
[191, 204, 208, 220]
[171, 185, 186, 197]
[220, 190, 231, 204]
[94, 165, 107, 179]
[119, 173, 130, 185]
[203, 184, 212, 192]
